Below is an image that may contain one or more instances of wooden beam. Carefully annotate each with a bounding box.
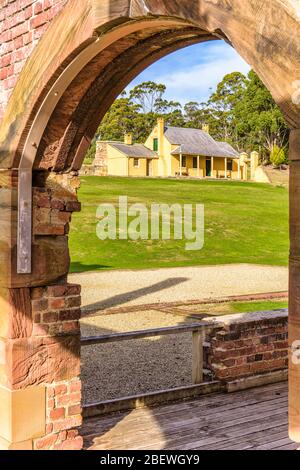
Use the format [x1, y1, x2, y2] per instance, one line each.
[289, 134, 300, 442]
[81, 322, 212, 346]
[227, 370, 288, 393]
[83, 381, 223, 418]
[192, 330, 204, 384]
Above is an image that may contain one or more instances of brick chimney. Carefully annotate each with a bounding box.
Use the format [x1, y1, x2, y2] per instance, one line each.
[157, 117, 165, 136]
[124, 133, 133, 145]
[94, 141, 108, 176]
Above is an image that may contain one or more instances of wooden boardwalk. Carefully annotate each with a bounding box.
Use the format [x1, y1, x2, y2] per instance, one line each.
[82, 382, 298, 451]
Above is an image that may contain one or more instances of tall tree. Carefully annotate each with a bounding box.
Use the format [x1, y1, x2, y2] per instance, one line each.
[208, 72, 248, 148]
[84, 73, 289, 164]
[97, 84, 185, 144]
[97, 93, 140, 141]
[129, 81, 166, 113]
[184, 101, 219, 136]
[234, 71, 289, 159]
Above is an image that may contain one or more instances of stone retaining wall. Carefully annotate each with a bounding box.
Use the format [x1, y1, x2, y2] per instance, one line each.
[207, 310, 288, 383]
[79, 165, 102, 176]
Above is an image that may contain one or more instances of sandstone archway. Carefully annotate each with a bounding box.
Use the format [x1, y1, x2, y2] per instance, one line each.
[0, 0, 300, 450]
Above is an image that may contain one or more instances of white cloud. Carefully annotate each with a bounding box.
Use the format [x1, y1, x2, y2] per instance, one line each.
[128, 42, 251, 105]
[155, 44, 250, 103]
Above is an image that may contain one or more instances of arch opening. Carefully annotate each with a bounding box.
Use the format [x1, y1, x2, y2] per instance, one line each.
[0, 0, 300, 451]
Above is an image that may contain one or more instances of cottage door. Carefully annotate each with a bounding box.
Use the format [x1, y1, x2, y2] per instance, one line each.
[206, 158, 212, 177]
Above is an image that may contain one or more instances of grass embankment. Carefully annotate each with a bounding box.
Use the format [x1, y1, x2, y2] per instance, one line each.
[69, 177, 288, 273]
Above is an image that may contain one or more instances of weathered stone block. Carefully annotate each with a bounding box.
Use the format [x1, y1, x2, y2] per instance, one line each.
[34, 224, 66, 236]
[0, 287, 32, 340]
[65, 201, 81, 212]
[1, 335, 80, 389]
[0, 385, 46, 444]
[8, 236, 70, 288]
[46, 284, 81, 297]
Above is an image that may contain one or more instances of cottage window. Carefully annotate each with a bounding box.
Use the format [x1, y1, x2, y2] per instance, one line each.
[227, 159, 233, 171]
[133, 158, 139, 168]
[193, 157, 198, 169]
[153, 138, 158, 151]
[182, 156, 187, 167]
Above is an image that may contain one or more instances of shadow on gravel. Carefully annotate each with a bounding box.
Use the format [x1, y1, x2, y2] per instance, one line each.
[82, 277, 189, 315]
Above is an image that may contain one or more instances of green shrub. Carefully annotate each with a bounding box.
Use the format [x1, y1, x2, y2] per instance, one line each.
[270, 145, 286, 167]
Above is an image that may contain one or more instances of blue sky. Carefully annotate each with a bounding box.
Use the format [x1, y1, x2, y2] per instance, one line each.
[127, 40, 251, 105]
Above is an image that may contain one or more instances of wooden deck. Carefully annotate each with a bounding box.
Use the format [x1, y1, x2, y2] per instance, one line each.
[82, 382, 299, 451]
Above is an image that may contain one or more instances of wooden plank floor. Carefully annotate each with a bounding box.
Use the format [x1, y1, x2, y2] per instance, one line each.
[82, 382, 299, 450]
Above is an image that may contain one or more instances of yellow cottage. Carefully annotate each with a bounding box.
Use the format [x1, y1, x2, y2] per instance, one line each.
[94, 133, 158, 177]
[95, 118, 253, 180]
[144, 118, 243, 179]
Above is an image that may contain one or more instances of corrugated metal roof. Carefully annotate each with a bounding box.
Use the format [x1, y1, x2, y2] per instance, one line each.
[217, 141, 240, 157]
[110, 143, 158, 158]
[166, 127, 239, 158]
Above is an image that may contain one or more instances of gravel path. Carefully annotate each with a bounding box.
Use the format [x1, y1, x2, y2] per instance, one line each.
[71, 264, 288, 313]
[77, 264, 288, 404]
[81, 310, 196, 404]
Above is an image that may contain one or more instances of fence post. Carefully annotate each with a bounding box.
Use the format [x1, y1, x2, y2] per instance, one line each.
[192, 329, 204, 384]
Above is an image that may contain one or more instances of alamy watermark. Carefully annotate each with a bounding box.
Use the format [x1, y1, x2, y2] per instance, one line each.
[96, 196, 204, 251]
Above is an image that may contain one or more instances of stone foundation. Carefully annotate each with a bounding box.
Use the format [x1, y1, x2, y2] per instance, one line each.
[79, 165, 103, 176]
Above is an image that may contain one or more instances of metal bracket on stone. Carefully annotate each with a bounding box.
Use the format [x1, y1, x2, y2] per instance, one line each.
[17, 168, 33, 274]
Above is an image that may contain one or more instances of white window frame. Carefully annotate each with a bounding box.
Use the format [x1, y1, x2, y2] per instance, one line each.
[133, 158, 140, 168]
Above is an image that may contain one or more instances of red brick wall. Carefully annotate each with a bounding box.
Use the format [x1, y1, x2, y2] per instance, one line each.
[34, 378, 82, 450]
[33, 176, 81, 238]
[0, 0, 67, 120]
[208, 311, 288, 382]
[29, 172, 83, 450]
[31, 283, 83, 450]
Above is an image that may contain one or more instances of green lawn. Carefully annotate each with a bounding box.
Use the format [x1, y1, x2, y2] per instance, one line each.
[231, 300, 288, 313]
[184, 299, 288, 317]
[69, 177, 288, 273]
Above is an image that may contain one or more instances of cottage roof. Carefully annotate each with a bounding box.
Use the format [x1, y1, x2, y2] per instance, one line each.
[109, 143, 158, 158]
[165, 127, 239, 158]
